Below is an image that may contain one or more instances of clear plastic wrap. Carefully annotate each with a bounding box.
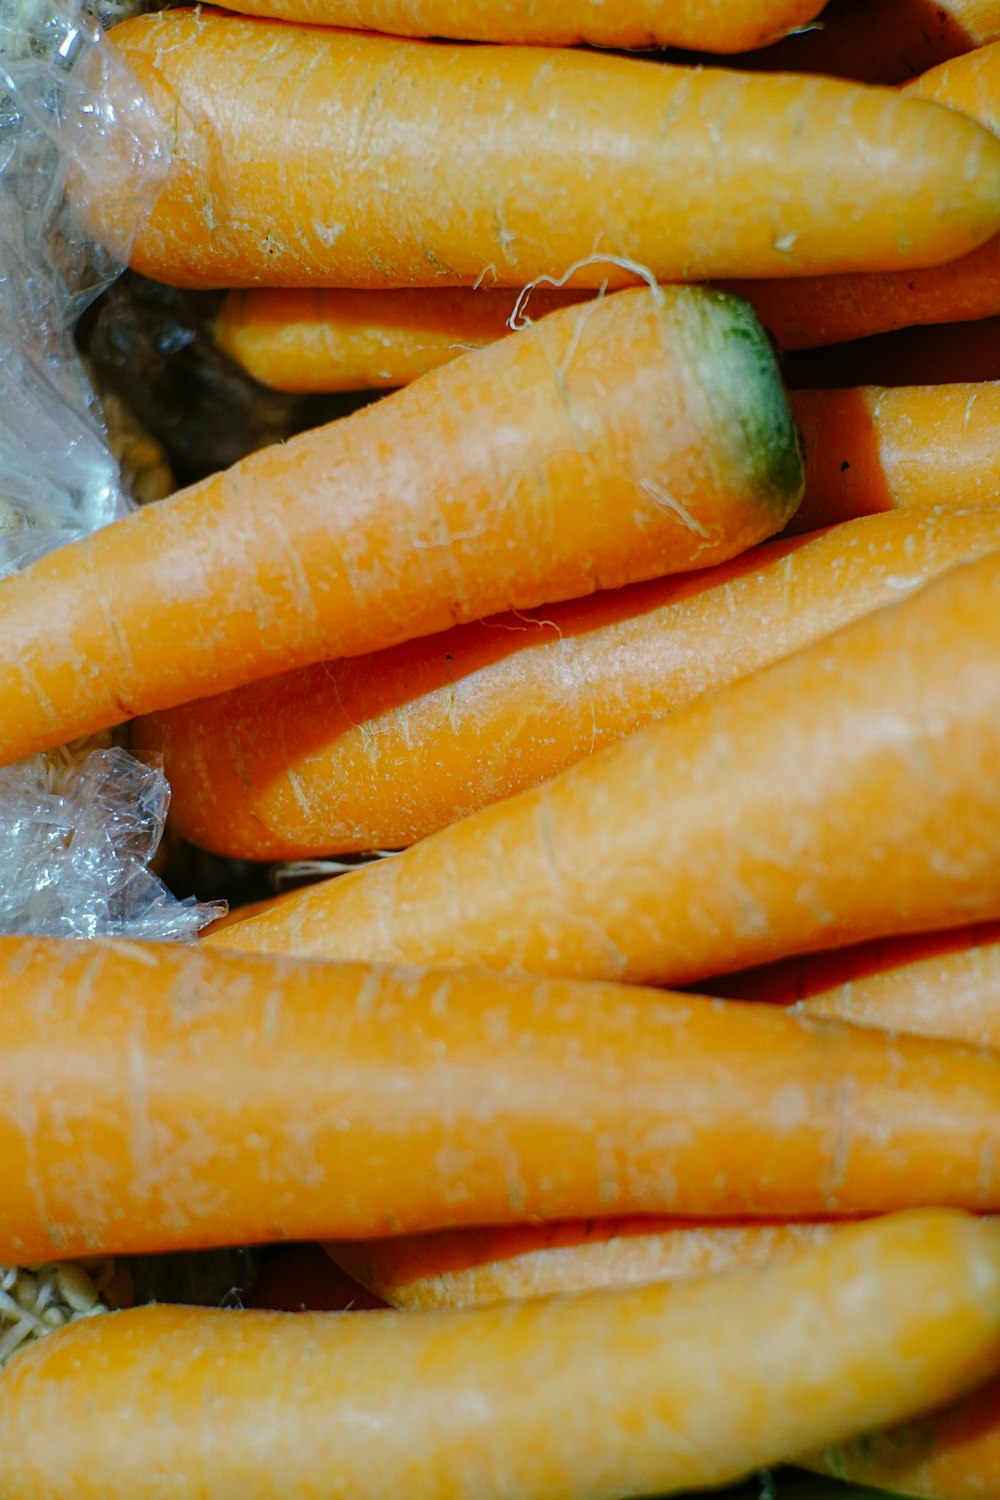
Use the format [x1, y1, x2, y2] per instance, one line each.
[0, 0, 224, 938]
[0, 0, 166, 574]
[0, 743, 224, 939]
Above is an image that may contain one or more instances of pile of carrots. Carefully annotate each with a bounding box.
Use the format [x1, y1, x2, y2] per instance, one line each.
[4, 1, 1000, 1496]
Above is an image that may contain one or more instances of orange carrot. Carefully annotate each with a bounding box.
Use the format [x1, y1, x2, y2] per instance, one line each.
[722, 42, 1000, 348]
[202, 0, 827, 52]
[206, 551, 1000, 986]
[12, 937, 1000, 1260]
[699, 0, 999, 85]
[803, 1370, 1000, 1498]
[96, 9, 1000, 290]
[327, 1219, 846, 1310]
[788, 383, 1000, 530]
[5, 1213, 1000, 1500]
[214, 286, 582, 394]
[0, 285, 803, 768]
[134, 505, 1000, 860]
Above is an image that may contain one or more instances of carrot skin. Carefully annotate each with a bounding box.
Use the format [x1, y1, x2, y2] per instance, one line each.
[207, 551, 1000, 987]
[10, 937, 1000, 1259]
[0, 286, 802, 768]
[788, 384, 1000, 530]
[198, 0, 827, 52]
[135, 505, 1000, 860]
[327, 1219, 847, 1310]
[804, 1371, 1000, 1498]
[4, 1213, 1000, 1500]
[98, 9, 1000, 290]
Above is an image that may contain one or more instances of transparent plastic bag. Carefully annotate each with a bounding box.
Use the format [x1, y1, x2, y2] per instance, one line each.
[0, 743, 225, 939]
[0, 0, 224, 938]
[0, 0, 166, 574]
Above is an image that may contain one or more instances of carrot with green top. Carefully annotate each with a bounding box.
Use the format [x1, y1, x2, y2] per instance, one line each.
[135, 505, 1000, 860]
[207, 551, 1000, 986]
[202, 0, 827, 52]
[0, 285, 803, 769]
[5, 1213, 1000, 1500]
[12, 937, 1000, 1260]
[97, 9, 1000, 290]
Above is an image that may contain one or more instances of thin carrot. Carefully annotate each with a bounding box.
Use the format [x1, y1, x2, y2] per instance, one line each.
[5, 1214, 1000, 1500]
[0, 285, 803, 768]
[134, 505, 1000, 861]
[906, 35, 1000, 128]
[206, 551, 1000, 986]
[327, 1219, 845, 1311]
[12, 937, 1000, 1259]
[699, 919, 1000, 1006]
[803, 1370, 1000, 1498]
[788, 384, 1000, 531]
[213, 286, 582, 394]
[200, 0, 828, 52]
[96, 9, 1000, 290]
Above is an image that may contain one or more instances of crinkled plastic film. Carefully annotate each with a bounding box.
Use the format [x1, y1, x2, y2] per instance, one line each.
[0, 0, 166, 572]
[0, 0, 224, 939]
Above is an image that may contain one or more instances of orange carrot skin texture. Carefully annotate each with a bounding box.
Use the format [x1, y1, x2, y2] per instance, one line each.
[328, 1219, 845, 1310]
[0, 286, 803, 767]
[136, 505, 1000, 860]
[204, 0, 826, 52]
[789, 384, 1000, 530]
[11, 938, 1000, 1259]
[724, 44, 1000, 347]
[804, 1371, 1000, 1499]
[5, 1213, 1000, 1500]
[100, 11, 1000, 290]
[214, 286, 584, 393]
[208, 552, 1000, 986]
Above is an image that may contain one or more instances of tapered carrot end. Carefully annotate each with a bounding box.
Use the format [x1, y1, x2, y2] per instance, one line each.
[700, 291, 805, 527]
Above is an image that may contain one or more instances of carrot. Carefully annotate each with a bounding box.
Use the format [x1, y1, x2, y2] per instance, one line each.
[200, 0, 828, 52]
[803, 1370, 1000, 1498]
[134, 505, 1000, 861]
[327, 1219, 846, 1310]
[96, 9, 1000, 290]
[700, 918, 1000, 1004]
[214, 286, 583, 394]
[907, 35, 1000, 128]
[4, 1213, 1000, 1500]
[12, 936, 1000, 1259]
[0, 285, 803, 769]
[787, 384, 1000, 531]
[206, 551, 1000, 986]
[697, 0, 999, 85]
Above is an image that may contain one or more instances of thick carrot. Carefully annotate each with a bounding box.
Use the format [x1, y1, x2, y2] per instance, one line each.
[788, 384, 1000, 530]
[214, 286, 583, 394]
[96, 10, 1000, 290]
[134, 505, 1000, 860]
[12, 936, 1000, 1259]
[202, 0, 827, 52]
[5, 1213, 1000, 1500]
[722, 43, 1000, 348]
[206, 551, 1000, 985]
[803, 1370, 1000, 1498]
[0, 285, 802, 769]
[327, 1219, 845, 1310]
